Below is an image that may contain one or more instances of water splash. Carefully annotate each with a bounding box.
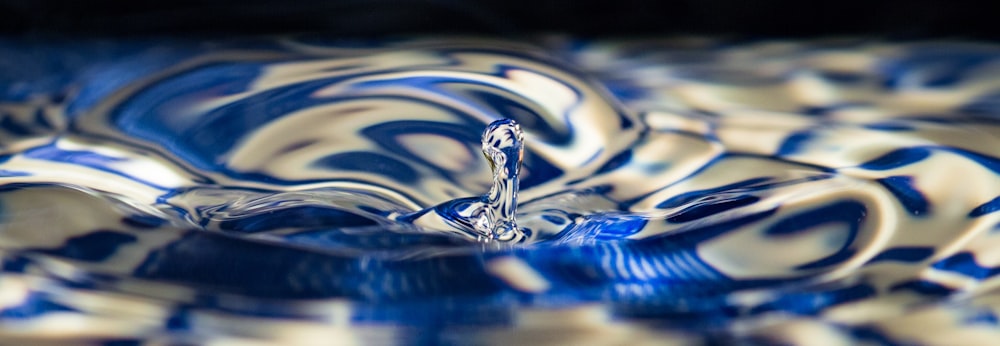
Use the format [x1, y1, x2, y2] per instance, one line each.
[476, 119, 525, 241]
[399, 119, 526, 242]
[2, 37, 1000, 345]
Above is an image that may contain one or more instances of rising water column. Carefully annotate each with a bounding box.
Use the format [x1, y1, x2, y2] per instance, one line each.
[477, 119, 525, 242]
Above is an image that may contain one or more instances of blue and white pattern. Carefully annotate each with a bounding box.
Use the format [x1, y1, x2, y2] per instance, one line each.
[1, 37, 1000, 344]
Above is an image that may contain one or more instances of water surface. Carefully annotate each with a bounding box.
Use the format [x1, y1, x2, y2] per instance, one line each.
[1, 37, 1000, 345]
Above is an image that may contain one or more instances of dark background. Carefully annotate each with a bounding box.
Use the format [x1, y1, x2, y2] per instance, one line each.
[0, 0, 996, 39]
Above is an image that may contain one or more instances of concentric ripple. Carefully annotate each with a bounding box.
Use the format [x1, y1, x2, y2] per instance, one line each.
[1, 37, 1000, 344]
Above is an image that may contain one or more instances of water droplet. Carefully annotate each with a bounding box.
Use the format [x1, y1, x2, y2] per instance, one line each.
[476, 118, 525, 242]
